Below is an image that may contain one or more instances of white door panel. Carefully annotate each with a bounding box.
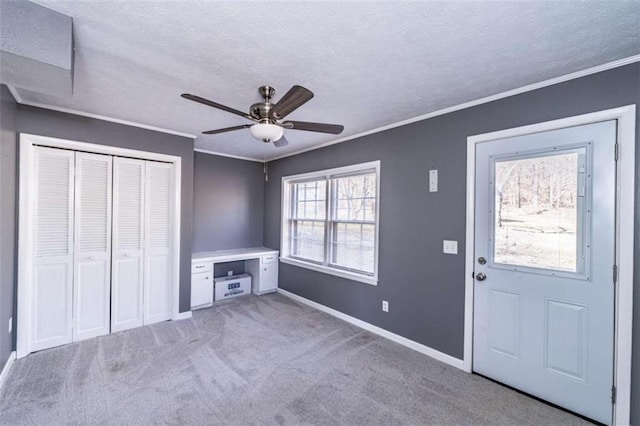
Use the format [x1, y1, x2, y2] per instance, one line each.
[73, 152, 112, 341]
[488, 288, 520, 359]
[32, 147, 74, 351]
[112, 257, 143, 331]
[75, 260, 109, 337]
[143, 162, 173, 324]
[145, 254, 172, 321]
[32, 263, 72, 351]
[544, 299, 588, 381]
[473, 121, 616, 424]
[111, 158, 145, 332]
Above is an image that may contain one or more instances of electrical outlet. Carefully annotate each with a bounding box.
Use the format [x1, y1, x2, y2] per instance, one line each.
[382, 300, 389, 312]
[8, 317, 12, 334]
[227, 270, 233, 276]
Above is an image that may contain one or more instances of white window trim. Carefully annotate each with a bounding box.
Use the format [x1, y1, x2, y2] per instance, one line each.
[280, 161, 380, 286]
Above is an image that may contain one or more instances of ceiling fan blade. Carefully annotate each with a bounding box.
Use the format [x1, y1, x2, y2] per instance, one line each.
[181, 93, 254, 121]
[202, 124, 251, 135]
[282, 120, 344, 134]
[270, 85, 314, 120]
[273, 136, 289, 148]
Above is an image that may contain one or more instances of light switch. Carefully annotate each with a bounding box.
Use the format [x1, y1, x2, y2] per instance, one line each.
[429, 169, 438, 192]
[443, 240, 458, 255]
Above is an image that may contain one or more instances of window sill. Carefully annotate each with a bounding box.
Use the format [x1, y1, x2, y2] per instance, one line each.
[279, 257, 378, 286]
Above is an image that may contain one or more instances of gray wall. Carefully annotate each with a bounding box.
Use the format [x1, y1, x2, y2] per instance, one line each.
[0, 86, 17, 368]
[16, 105, 195, 313]
[263, 64, 640, 421]
[192, 152, 264, 253]
[213, 261, 245, 279]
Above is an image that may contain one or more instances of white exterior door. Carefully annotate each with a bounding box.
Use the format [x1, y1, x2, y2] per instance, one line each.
[143, 161, 173, 324]
[31, 147, 75, 351]
[473, 121, 616, 424]
[111, 157, 145, 332]
[73, 152, 113, 341]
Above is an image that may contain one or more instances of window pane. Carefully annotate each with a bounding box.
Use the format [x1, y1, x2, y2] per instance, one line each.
[494, 152, 580, 272]
[333, 173, 376, 221]
[293, 180, 326, 220]
[331, 223, 375, 274]
[291, 220, 325, 263]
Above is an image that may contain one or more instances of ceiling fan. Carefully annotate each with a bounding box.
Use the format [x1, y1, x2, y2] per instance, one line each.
[181, 85, 344, 148]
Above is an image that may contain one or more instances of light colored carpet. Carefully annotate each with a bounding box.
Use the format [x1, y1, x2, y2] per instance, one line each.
[0, 293, 589, 425]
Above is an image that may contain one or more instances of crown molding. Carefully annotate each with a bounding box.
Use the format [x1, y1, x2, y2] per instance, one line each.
[193, 148, 264, 163]
[7, 54, 639, 161]
[267, 54, 640, 162]
[7, 85, 23, 103]
[7, 86, 196, 139]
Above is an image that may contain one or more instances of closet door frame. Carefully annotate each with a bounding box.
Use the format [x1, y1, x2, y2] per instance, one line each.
[17, 134, 183, 358]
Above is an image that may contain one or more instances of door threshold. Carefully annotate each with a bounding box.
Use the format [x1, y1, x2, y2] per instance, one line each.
[474, 373, 604, 425]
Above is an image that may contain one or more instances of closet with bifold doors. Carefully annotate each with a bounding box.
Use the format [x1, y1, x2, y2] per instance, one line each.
[30, 145, 174, 353]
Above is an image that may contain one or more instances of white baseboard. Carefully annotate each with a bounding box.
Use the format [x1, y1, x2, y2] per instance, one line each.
[0, 351, 16, 390]
[278, 289, 464, 370]
[174, 311, 193, 320]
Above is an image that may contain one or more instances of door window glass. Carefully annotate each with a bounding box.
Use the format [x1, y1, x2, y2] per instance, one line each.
[493, 151, 583, 272]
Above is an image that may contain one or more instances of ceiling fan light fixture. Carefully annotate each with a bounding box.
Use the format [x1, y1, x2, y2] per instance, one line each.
[250, 123, 284, 143]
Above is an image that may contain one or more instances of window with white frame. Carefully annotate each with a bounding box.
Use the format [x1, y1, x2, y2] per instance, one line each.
[281, 161, 380, 285]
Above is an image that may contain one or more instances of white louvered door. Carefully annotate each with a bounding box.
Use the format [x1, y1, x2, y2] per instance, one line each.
[32, 147, 75, 351]
[111, 158, 145, 332]
[144, 161, 173, 324]
[28, 143, 176, 353]
[73, 152, 113, 341]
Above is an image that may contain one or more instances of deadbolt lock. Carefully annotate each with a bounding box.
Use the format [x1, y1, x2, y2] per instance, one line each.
[478, 257, 486, 265]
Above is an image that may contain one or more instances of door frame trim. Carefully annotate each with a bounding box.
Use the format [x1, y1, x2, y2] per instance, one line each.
[17, 134, 183, 358]
[464, 105, 636, 424]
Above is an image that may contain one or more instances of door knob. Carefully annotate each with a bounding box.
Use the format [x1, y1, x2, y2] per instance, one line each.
[476, 272, 487, 281]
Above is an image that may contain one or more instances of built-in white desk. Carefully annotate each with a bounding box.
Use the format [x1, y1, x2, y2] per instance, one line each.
[191, 247, 279, 309]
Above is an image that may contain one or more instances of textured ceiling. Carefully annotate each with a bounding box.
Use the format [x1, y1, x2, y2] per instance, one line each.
[15, 1, 640, 161]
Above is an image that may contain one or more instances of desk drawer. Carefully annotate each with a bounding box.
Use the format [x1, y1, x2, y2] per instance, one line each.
[192, 262, 212, 274]
[261, 254, 278, 265]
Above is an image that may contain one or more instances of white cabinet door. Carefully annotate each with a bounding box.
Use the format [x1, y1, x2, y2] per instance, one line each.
[73, 152, 113, 341]
[191, 272, 213, 309]
[247, 255, 279, 295]
[32, 147, 75, 352]
[260, 260, 278, 293]
[143, 161, 173, 324]
[111, 158, 145, 332]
